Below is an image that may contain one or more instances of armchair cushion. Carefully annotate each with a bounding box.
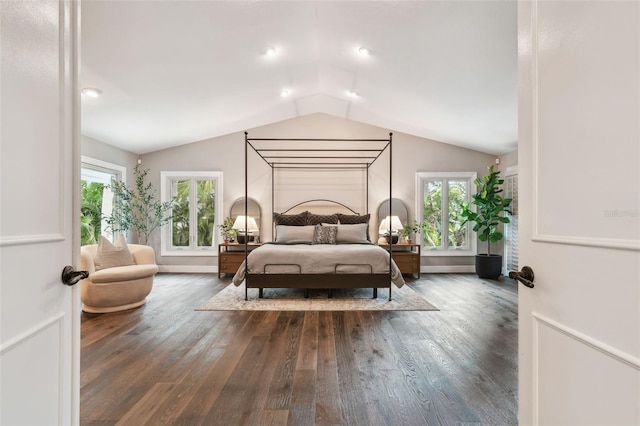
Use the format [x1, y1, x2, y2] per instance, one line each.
[89, 264, 159, 283]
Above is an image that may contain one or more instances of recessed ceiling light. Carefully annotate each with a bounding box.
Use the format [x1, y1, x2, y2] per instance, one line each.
[358, 46, 371, 56]
[281, 89, 290, 97]
[265, 46, 277, 56]
[348, 90, 359, 98]
[81, 87, 102, 98]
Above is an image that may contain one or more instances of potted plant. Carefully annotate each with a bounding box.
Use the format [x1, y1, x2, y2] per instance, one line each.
[461, 165, 512, 279]
[400, 221, 421, 244]
[218, 217, 237, 243]
[104, 165, 173, 245]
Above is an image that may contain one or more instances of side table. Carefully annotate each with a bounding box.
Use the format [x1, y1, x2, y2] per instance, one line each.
[378, 243, 421, 278]
[218, 243, 262, 278]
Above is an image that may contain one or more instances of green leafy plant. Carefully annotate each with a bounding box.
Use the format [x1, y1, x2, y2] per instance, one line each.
[80, 180, 104, 245]
[461, 165, 512, 255]
[218, 217, 237, 241]
[104, 165, 173, 245]
[400, 221, 421, 238]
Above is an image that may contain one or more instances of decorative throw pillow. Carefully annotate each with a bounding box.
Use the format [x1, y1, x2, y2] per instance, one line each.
[275, 225, 316, 243]
[94, 235, 135, 271]
[312, 224, 338, 244]
[273, 211, 308, 226]
[331, 223, 370, 244]
[306, 213, 339, 225]
[337, 213, 370, 224]
[337, 213, 371, 241]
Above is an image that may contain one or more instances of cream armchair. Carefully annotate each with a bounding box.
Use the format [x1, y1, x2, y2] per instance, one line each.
[79, 244, 158, 313]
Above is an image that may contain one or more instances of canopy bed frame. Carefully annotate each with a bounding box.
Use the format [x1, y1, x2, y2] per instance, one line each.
[237, 131, 401, 300]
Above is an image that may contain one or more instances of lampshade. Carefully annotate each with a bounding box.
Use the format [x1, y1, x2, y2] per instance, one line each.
[233, 215, 258, 231]
[232, 215, 258, 231]
[379, 215, 403, 232]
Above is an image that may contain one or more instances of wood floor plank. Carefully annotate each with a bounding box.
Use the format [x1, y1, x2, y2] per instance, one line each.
[261, 409, 289, 425]
[173, 312, 269, 424]
[82, 312, 218, 422]
[114, 382, 176, 426]
[238, 312, 300, 425]
[331, 311, 371, 425]
[374, 311, 477, 425]
[81, 273, 518, 426]
[265, 312, 304, 410]
[296, 311, 318, 371]
[288, 369, 317, 426]
[314, 312, 343, 425]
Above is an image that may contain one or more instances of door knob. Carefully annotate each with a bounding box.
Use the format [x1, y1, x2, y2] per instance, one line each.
[61, 265, 89, 286]
[509, 266, 535, 288]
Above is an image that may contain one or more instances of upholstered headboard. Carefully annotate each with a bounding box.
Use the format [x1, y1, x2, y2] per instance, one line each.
[282, 199, 360, 216]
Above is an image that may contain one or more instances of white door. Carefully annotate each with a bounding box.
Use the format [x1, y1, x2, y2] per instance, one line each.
[518, 1, 639, 425]
[1, 1, 81, 424]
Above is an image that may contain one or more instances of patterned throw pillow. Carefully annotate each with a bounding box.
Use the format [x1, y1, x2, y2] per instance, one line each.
[306, 213, 339, 225]
[94, 235, 135, 270]
[312, 224, 338, 245]
[273, 211, 308, 226]
[337, 213, 370, 224]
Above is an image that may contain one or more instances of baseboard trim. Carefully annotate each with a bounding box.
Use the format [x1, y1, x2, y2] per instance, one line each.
[421, 265, 476, 273]
[158, 265, 217, 273]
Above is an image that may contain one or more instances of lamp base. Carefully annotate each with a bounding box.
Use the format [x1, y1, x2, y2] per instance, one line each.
[385, 235, 399, 244]
[237, 235, 254, 244]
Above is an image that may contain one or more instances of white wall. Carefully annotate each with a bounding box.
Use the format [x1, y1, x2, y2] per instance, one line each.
[499, 149, 518, 170]
[81, 135, 139, 184]
[138, 113, 497, 271]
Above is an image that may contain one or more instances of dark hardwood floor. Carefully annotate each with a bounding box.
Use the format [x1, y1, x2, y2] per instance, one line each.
[81, 273, 518, 425]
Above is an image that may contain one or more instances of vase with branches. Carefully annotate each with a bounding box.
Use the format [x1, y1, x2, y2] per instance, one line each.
[104, 165, 173, 245]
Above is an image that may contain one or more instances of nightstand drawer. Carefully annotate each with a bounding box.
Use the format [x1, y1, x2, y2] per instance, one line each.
[220, 253, 245, 262]
[218, 243, 262, 277]
[393, 256, 419, 272]
[220, 261, 243, 273]
[380, 244, 420, 277]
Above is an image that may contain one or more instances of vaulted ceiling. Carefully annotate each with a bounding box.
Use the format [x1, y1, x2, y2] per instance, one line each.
[81, 1, 517, 155]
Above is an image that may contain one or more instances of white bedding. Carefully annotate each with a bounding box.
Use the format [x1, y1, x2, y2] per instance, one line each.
[231, 243, 405, 287]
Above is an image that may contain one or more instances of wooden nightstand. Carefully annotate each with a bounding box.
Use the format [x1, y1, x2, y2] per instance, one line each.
[218, 243, 262, 278]
[379, 243, 421, 278]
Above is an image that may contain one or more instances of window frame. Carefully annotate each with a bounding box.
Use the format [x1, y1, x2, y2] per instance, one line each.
[160, 171, 223, 256]
[415, 171, 477, 256]
[503, 165, 519, 274]
[81, 156, 127, 242]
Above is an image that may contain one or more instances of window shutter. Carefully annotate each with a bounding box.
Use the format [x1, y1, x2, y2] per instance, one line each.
[504, 173, 518, 272]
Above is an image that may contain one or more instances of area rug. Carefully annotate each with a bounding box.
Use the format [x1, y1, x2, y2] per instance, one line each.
[196, 284, 438, 312]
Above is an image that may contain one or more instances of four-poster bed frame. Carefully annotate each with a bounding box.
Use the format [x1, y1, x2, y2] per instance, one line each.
[238, 131, 399, 300]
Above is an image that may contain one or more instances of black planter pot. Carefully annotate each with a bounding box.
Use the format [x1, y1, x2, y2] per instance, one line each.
[475, 254, 503, 279]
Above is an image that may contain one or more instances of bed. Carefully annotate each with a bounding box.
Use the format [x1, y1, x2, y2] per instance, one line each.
[232, 204, 406, 299]
[233, 133, 406, 300]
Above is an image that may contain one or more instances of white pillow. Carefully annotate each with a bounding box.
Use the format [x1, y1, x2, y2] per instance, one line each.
[323, 223, 369, 243]
[275, 225, 315, 243]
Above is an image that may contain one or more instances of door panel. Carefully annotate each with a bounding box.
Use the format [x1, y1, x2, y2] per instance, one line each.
[535, 314, 639, 426]
[534, 1, 640, 247]
[518, 1, 640, 424]
[0, 0, 80, 424]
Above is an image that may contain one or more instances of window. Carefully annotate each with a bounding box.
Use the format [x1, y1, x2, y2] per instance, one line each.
[503, 166, 518, 273]
[80, 156, 126, 245]
[161, 171, 223, 256]
[416, 172, 477, 255]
